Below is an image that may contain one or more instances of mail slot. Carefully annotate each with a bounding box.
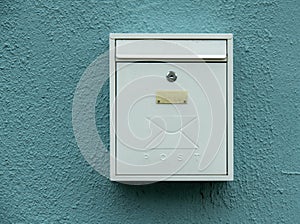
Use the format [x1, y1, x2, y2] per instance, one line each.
[110, 34, 233, 182]
[116, 39, 227, 59]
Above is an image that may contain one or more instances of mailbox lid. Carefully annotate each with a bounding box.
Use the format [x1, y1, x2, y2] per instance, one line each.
[116, 39, 227, 60]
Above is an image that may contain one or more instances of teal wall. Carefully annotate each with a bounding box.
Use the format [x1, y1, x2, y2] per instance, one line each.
[1, 0, 299, 223]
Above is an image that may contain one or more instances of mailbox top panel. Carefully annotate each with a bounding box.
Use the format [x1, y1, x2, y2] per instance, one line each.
[110, 33, 232, 61]
[110, 33, 233, 39]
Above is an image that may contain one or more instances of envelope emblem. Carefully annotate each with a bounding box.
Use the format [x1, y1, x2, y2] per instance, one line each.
[145, 116, 199, 149]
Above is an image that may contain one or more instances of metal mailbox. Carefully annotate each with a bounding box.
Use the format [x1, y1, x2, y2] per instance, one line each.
[110, 33, 233, 182]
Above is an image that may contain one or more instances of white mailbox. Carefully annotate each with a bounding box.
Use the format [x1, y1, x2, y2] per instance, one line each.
[110, 34, 233, 182]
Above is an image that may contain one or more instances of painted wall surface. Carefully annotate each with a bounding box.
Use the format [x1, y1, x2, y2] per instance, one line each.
[1, 0, 299, 223]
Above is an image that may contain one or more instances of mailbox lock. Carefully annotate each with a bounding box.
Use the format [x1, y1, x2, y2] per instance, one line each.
[166, 71, 177, 82]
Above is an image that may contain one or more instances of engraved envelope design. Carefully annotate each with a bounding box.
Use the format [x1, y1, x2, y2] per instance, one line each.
[145, 116, 199, 149]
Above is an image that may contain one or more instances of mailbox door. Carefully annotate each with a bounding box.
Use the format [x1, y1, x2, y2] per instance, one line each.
[114, 62, 227, 176]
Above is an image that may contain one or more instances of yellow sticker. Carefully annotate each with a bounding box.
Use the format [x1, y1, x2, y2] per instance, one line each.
[156, 90, 188, 104]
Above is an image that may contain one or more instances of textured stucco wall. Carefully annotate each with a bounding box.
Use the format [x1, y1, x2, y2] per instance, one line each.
[1, 0, 299, 223]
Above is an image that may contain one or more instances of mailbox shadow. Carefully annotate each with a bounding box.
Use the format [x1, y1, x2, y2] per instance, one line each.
[115, 181, 232, 210]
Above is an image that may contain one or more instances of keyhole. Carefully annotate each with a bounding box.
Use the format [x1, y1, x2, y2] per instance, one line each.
[166, 71, 177, 82]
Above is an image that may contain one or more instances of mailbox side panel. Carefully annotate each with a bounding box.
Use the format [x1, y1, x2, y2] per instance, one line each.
[227, 37, 234, 180]
[110, 35, 117, 180]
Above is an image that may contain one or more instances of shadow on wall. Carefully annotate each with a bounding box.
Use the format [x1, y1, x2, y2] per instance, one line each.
[116, 181, 230, 202]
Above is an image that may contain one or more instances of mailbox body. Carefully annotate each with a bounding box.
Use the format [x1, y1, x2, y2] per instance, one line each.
[110, 34, 233, 181]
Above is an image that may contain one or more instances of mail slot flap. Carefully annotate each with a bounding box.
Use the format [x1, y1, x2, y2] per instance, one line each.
[116, 40, 226, 59]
